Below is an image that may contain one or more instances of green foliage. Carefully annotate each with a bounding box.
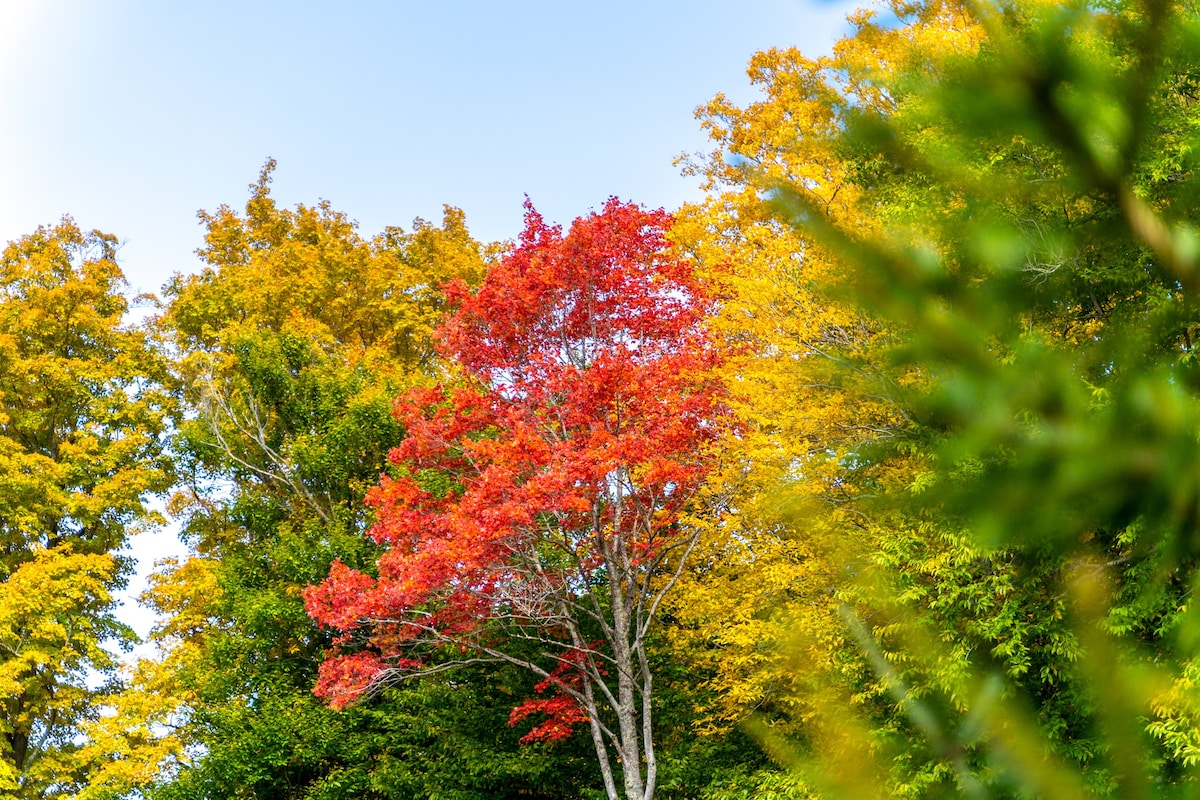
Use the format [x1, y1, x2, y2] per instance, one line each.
[106, 166, 603, 799]
[727, 0, 1200, 795]
[33, 4, 1200, 796]
[150, 661, 596, 800]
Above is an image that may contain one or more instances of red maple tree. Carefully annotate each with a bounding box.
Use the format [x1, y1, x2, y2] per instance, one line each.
[305, 198, 726, 800]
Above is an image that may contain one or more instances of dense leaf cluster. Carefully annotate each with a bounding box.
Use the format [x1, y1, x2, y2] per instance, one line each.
[9, 1, 1200, 798]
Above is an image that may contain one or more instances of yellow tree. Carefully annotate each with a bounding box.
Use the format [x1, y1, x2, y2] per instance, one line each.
[79, 164, 585, 800]
[664, 0, 985, 750]
[675, 0, 1200, 794]
[0, 221, 172, 798]
[742, 0, 1200, 792]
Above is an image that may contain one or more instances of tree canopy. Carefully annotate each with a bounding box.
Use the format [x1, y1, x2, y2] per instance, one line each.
[0, 221, 171, 798]
[306, 198, 727, 800]
[10, 1, 1200, 797]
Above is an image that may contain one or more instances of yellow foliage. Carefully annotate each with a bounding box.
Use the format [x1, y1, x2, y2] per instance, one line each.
[103, 164, 497, 794]
[666, 0, 983, 737]
[0, 219, 172, 798]
[0, 547, 119, 795]
[166, 159, 494, 379]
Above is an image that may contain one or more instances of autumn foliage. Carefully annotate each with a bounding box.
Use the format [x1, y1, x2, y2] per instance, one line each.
[22, 1, 1200, 798]
[305, 199, 724, 799]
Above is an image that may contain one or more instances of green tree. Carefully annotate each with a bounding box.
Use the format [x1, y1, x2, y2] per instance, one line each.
[0, 220, 172, 797]
[98, 163, 598, 799]
[655, 0, 1200, 794]
[735, 0, 1200, 795]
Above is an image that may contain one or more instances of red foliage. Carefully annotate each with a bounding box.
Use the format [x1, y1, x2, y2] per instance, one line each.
[305, 198, 725, 725]
[312, 651, 384, 710]
[508, 694, 592, 744]
[508, 646, 603, 743]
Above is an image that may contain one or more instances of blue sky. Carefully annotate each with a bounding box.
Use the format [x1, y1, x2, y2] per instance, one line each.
[0, 0, 860, 635]
[1, 0, 860, 292]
